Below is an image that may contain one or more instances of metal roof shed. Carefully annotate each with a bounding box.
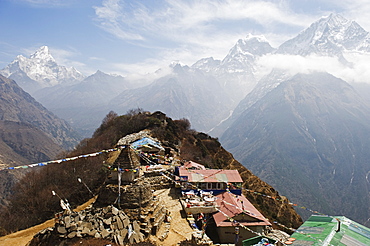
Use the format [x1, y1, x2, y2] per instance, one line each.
[289, 215, 370, 245]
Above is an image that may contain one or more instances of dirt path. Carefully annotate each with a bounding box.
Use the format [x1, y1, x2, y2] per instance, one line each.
[0, 196, 97, 246]
[149, 189, 194, 246]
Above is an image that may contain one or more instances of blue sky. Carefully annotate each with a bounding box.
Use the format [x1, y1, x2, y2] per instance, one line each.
[1, 0, 370, 77]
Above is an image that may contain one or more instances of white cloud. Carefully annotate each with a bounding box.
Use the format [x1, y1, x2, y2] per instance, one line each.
[257, 54, 343, 75]
[93, 0, 144, 40]
[91, 0, 327, 75]
[340, 51, 370, 83]
[94, 0, 316, 43]
[88, 56, 105, 61]
[94, 2, 317, 51]
[256, 52, 370, 84]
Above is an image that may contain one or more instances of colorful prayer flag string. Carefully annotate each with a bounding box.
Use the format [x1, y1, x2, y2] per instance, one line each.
[0, 146, 125, 172]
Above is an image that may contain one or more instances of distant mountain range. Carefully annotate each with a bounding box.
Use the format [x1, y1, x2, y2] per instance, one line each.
[0, 35, 272, 137]
[2, 13, 370, 226]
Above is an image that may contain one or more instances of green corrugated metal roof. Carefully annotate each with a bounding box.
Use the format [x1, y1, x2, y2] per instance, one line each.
[290, 215, 370, 246]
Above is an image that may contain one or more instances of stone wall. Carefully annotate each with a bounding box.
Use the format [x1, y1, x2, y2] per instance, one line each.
[144, 176, 173, 190]
[95, 180, 153, 209]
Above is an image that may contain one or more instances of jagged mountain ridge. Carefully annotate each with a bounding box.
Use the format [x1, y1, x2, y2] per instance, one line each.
[211, 13, 370, 136]
[103, 35, 277, 137]
[34, 70, 131, 108]
[213, 14, 370, 227]
[0, 33, 275, 138]
[221, 72, 370, 226]
[192, 34, 275, 102]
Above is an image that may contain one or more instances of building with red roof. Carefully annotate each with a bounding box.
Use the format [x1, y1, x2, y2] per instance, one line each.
[178, 165, 243, 195]
[213, 192, 271, 245]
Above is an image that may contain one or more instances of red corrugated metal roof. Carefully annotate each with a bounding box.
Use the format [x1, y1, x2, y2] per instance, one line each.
[178, 169, 243, 183]
[213, 192, 271, 227]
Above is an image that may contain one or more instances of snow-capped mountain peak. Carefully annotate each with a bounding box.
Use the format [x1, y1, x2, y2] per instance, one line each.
[0, 46, 84, 93]
[244, 33, 270, 44]
[29, 46, 55, 62]
[277, 13, 369, 56]
[314, 14, 366, 45]
[226, 34, 274, 58]
[191, 57, 221, 72]
[220, 33, 275, 73]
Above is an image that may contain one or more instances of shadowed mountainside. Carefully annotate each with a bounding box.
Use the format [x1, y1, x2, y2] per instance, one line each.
[222, 72, 370, 225]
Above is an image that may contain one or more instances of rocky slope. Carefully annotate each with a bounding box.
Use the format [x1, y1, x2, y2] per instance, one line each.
[0, 75, 80, 150]
[0, 74, 80, 211]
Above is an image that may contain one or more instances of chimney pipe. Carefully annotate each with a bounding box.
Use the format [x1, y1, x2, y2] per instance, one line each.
[335, 218, 340, 232]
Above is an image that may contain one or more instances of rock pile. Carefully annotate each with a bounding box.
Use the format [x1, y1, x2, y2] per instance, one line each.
[30, 196, 171, 246]
[30, 205, 146, 245]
